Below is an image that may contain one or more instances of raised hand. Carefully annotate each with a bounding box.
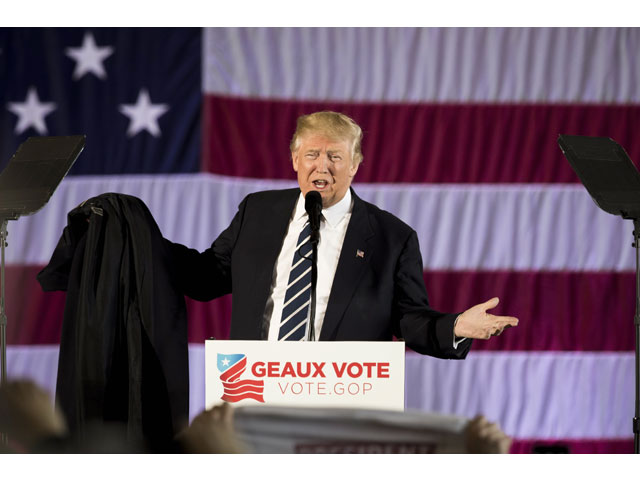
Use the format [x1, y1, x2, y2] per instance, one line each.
[464, 415, 512, 454]
[176, 403, 245, 454]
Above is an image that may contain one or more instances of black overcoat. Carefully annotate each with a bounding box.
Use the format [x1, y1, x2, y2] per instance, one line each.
[38, 193, 188, 446]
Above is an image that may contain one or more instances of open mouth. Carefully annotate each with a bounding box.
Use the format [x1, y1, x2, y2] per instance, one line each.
[312, 180, 329, 190]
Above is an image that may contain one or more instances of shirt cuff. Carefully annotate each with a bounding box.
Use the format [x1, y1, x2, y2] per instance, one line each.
[453, 315, 468, 349]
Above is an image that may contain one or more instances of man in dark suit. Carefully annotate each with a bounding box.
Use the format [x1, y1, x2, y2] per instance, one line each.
[170, 111, 518, 358]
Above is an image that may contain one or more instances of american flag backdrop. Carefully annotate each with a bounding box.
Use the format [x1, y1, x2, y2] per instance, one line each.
[1, 27, 638, 453]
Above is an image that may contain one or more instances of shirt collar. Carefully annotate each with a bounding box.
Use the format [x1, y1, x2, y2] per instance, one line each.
[293, 188, 353, 228]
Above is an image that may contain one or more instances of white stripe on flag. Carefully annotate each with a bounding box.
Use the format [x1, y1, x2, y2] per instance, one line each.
[405, 351, 634, 440]
[9, 174, 633, 271]
[7, 345, 634, 439]
[204, 27, 640, 104]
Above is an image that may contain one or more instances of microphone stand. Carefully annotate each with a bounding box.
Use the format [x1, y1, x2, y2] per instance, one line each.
[308, 229, 319, 341]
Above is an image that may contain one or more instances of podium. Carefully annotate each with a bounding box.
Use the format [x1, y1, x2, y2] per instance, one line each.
[204, 340, 470, 453]
[204, 341, 476, 453]
[205, 340, 405, 410]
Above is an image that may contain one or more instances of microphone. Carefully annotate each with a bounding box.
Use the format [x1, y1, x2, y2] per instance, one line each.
[305, 191, 322, 244]
[304, 191, 322, 341]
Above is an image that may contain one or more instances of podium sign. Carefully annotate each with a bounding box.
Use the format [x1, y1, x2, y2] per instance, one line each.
[233, 406, 467, 453]
[205, 340, 405, 411]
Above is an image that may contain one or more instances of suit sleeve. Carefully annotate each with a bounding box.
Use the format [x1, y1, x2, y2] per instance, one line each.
[165, 196, 249, 301]
[392, 230, 471, 359]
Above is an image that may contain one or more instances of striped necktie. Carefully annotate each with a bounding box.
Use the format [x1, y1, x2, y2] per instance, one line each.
[278, 221, 313, 340]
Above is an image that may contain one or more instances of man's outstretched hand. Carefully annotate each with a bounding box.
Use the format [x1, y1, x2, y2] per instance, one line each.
[454, 297, 518, 339]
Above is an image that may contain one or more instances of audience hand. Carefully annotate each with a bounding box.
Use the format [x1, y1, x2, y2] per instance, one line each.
[464, 414, 512, 454]
[0, 380, 67, 451]
[176, 403, 245, 454]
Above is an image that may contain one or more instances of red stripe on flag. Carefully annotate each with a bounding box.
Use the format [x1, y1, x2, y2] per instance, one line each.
[426, 270, 635, 352]
[5, 265, 231, 345]
[202, 95, 640, 183]
[9, 265, 635, 351]
[510, 438, 634, 454]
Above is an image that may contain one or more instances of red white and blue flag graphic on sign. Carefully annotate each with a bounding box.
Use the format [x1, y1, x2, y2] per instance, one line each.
[217, 354, 265, 403]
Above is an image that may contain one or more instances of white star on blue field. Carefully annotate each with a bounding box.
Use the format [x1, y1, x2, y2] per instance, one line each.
[119, 88, 170, 138]
[6, 87, 57, 135]
[0, 28, 201, 175]
[65, 31, 114, 80]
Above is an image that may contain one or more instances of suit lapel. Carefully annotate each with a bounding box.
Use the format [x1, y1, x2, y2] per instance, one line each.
[248, 189, 299, 338]
[260, 189, 300, 271]
[320, 190, 375, 340]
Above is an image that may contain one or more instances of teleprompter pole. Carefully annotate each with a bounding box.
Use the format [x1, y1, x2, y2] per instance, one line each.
[634, 220, 640, 454]
[0, 220, 7, 386]
[0, 220, 7, 447]
[0, 135, 85, 449]
[557, 135, 640, 452]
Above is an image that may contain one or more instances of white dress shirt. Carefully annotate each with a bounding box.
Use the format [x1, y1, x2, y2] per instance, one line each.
[263, 189, 465, 347]
[266, 189, 353, 341]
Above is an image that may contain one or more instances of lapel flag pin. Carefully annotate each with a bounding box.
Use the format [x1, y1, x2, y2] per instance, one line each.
[356, 249, 364, 258]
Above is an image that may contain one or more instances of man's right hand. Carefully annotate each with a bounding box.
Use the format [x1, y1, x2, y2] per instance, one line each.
[454, 297, 519, 339]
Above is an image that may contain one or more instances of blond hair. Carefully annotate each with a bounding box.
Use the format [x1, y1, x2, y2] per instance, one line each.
[290, 111, 363, 166]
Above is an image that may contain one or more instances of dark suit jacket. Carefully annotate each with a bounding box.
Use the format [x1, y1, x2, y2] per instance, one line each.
[169, 188, 471, 359]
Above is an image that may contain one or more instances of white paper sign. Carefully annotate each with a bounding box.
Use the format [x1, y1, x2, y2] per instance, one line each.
[232, 406, 467, 453]
[205, 340, 405, 411]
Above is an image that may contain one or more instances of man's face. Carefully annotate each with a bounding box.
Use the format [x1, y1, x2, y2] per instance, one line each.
[292, 133, 359, 209]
